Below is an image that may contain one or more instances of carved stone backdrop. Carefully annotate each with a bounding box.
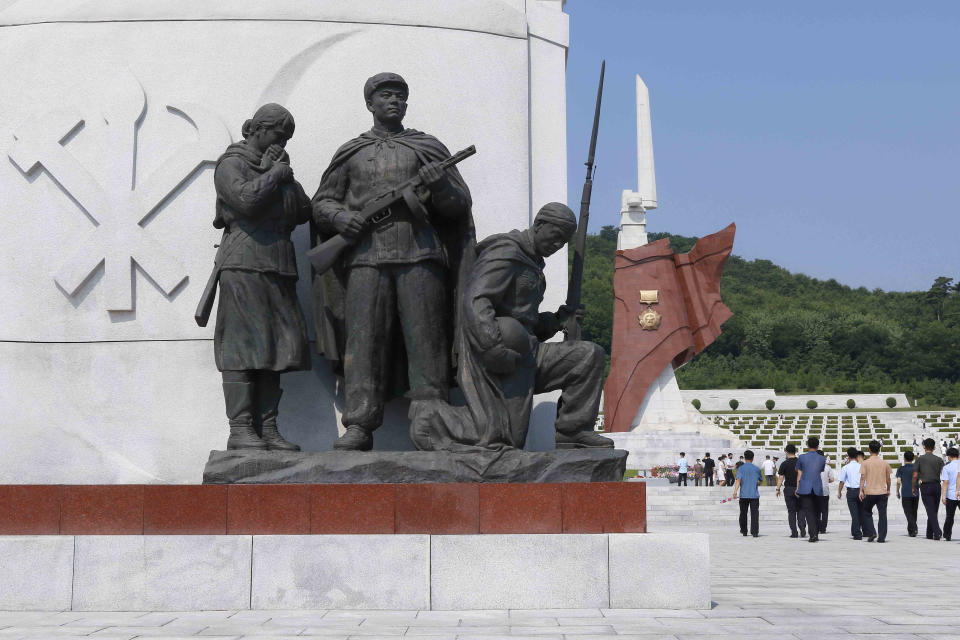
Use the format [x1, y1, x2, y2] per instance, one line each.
[8, 70, 230, 312]
[0, 0, 570, 483]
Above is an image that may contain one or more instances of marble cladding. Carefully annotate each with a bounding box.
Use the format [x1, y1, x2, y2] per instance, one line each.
[252, 535, 430, 610]
[430, 534, 608, 609]
[608, 532, 711, 609]
[0, 533, 709, 611]
[72, 535, 251, 611]
[0, 536, 74, 610]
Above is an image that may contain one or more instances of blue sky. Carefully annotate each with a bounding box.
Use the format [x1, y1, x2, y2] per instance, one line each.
[565, 2, 960, 292]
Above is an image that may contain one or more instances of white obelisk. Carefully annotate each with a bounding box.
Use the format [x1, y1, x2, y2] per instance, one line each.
[618, 75, 657, 249]
[608, 77, 744, 471]
[618, 76, 690, 428]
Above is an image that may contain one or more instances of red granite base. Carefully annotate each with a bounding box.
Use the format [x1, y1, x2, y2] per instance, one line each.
[0, 482, 646, 535]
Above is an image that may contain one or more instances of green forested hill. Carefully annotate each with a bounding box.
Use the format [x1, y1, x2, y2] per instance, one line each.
[576, 227, 960, 406]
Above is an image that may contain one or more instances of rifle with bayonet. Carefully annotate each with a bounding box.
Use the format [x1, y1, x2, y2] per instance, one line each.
[563, 60, 604, 342]
[307, 144, 476, 275]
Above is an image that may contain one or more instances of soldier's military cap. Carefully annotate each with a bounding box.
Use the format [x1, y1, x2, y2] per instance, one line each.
[535, 202, 578, 233]
[364, 72, 408, 101]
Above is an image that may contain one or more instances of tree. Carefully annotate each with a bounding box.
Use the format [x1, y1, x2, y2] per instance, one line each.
[729, 399, 739, 410]
[925, 276, 954, 322]
[846, 398, 856, 409]
[806, 400, 818, 409]
[577, 229, 960, 408]
[886, 396, 897, 408]
[691, 399, 701, 410]
[765, 399, 775, 410]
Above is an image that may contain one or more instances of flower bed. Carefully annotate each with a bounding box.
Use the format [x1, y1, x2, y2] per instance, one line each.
[651, 464, 680, 483]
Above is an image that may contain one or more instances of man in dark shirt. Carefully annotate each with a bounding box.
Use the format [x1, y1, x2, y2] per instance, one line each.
[913, 438, 945, 540]
[702, 453, 716, 486]
[896, 451, 919, 537]
[776, 444, 805, 538]
[795, 436, 826, 542]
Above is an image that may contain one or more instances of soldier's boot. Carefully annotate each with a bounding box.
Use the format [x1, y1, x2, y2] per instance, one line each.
[555, 430, 615, 449]
[333, 425, 374, 451]
[223, 381, 267, 450]
[258, 386, 300, 452]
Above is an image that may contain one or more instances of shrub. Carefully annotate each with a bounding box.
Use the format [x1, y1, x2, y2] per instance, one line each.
[691, 398, 701, 410]
[729, 399, 739, 410]
[886, 396, 897, 408]
[765, 399, 775, 410]
[806, 399, 818, 409]
[846, 398, 856, 409]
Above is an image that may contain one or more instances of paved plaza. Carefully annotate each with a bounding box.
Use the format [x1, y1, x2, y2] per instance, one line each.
[2, 517, 959, 639]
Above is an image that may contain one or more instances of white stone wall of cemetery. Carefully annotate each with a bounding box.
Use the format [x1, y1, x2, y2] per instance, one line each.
[681, 390, 911, 411]
[0, 0, 570, 483]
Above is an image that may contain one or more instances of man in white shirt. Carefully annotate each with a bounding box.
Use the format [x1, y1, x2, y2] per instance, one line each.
[677, 452, 689, 487]
[817, 451, 836, 534]
[718, 455, 728, 486]
[941, 447, 960, 541]
[762, 456, 776, 486]
[837, 447, 866, 540]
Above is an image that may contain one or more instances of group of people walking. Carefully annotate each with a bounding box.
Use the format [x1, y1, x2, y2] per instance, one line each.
[732, 439, 831, 540]
[676, 452, 774, 487]
[726, 437, 960, 542]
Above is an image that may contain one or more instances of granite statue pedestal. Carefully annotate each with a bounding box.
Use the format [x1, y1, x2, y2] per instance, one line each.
[202, 448, 628, 484]
[0, 481, 714, 610]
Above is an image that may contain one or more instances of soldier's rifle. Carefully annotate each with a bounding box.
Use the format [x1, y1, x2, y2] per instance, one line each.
[194, 219, 270, 328]
[563, 60, 604, 342]
[307, 145, 476, 275]
[194, 229, 228, 327]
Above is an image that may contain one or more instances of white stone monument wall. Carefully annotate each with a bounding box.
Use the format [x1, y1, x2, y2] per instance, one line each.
[681, 390, 912, 411]
[0, 0, 569, 482]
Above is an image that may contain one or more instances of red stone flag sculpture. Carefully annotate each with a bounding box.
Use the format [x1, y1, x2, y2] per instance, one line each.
[603, 223, 736, 433]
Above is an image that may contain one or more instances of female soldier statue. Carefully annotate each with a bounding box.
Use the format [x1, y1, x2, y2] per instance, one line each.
[209, 104, 311, 450]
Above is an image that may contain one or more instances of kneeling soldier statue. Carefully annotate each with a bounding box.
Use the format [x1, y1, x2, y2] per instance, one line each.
[410, 202, 614, 451]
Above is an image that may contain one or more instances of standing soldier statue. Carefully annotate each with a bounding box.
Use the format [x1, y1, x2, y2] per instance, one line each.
[197, 104, 311, 451]
[312, 72, 475, 451]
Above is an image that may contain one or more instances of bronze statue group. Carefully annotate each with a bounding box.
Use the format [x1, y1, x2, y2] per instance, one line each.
[200, 73, 613, 454]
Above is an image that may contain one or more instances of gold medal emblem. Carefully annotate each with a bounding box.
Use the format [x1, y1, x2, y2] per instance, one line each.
[637, 290, 661, 330]
[638, 306, 662, 331]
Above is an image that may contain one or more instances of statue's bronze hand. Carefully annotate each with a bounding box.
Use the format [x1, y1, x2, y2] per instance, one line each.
[265, 144, 285, 162]
[482, 344, 521, 375]
[555, 303, 585, 323]
[333, 210, 364, 240]
[260, 144, 286, 171]
[418, 161, 446, 187]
